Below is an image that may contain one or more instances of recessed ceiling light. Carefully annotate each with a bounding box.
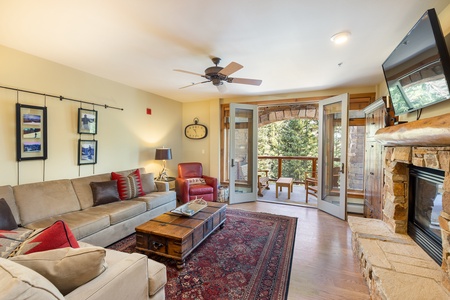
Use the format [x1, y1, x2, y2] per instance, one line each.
[331, 31, 351, 44]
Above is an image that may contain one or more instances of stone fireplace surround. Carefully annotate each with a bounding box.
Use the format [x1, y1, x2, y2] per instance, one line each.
[348, 113, 450, 299]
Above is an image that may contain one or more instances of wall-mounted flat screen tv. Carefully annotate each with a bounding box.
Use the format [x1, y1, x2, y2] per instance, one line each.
[382, 8, 450, 116]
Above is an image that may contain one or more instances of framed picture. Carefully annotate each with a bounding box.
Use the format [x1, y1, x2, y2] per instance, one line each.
[16, 103, 48, 161]
[78, 139, 98, 165]
[78, 108, 97, 134]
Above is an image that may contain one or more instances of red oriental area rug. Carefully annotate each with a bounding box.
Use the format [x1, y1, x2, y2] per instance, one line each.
[107, 208, 297, 300]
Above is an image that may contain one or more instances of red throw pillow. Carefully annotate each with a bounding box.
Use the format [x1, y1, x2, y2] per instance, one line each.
[111, 169, 145, 200]
[13, 220, 79, 256]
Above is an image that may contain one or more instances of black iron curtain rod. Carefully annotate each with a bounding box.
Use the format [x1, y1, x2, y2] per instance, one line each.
[0, 85, 124, 111]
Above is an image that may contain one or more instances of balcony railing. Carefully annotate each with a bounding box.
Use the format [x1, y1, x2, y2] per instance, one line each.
[258, 155, 318, 184]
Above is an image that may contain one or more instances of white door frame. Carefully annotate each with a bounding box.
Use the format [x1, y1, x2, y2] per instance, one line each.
[228, 103, 258, 204]
[317, 93, 349, 220]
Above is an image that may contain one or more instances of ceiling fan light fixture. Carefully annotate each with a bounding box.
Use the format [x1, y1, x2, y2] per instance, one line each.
[212, 78, 222, 86]
[174, 57, 262, 90]
[331, 31, 351, 44]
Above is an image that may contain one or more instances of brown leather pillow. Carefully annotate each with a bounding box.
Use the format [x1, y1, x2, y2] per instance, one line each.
[0, 198, 18, 230]
[90, 180, 121, 206]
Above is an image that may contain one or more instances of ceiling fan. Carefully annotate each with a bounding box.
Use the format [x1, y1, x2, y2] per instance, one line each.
[174, 57, 262, 91]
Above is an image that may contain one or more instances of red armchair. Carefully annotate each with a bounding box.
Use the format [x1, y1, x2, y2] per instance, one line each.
[175, 162, 218, 204]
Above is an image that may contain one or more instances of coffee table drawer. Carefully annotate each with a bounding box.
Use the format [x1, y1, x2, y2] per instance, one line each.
[137, 233, 168, 254]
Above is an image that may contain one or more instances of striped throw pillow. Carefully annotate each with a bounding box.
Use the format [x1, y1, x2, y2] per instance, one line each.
[111, 169, 145, 200]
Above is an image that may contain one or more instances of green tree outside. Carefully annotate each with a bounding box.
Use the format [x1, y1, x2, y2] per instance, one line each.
[258, 119, 318, 182]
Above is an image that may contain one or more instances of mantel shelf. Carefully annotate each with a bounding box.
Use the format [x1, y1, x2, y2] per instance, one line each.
[374, 112, 450, 146]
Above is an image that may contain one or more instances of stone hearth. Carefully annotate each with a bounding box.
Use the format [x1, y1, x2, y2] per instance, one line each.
[348, 216, 449, 299]
[349, 113, 450, 299]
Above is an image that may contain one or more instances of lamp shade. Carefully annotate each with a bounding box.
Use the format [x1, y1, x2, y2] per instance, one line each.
[155, 148, 172, 160]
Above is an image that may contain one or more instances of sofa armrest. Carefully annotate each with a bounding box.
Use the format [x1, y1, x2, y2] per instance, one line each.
[155, 181, 169, 192]
[147, 258, 167, 297]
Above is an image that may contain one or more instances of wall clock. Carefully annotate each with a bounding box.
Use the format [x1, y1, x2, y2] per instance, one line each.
[185, 118, 208, 139]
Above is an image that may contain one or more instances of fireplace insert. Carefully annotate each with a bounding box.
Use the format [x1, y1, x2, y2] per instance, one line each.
[408, 166, 443, 265]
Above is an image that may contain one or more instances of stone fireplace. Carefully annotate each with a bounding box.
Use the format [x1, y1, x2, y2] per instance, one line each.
[382, 147, 449, 264]
[348, 113, 450, 299]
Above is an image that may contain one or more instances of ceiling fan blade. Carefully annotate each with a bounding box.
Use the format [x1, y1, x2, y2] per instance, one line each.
[174, 69, 205, 77]
[229, 77, 262, 86]
[216, 84, 227, 93]
[179, 80, 210, 89]
[219, 62, 243, 76]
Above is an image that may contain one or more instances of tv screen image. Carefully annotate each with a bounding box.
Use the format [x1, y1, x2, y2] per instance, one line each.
[382, 9, 450, 116]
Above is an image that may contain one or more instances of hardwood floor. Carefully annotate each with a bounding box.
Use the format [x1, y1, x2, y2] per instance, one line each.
[231, 201, 370, 300]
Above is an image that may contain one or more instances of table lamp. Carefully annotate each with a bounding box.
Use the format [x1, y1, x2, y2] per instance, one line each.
[155, 147, 172, 181]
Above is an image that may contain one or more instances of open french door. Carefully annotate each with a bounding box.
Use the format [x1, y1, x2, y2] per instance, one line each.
[228, 103, 258, 204]
[317, 93, 349, 220]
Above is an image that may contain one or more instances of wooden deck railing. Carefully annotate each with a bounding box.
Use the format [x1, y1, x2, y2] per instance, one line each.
[258, 155, 318, 184]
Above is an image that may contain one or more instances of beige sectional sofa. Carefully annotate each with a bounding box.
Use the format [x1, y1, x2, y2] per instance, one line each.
[0, 168, 176, 300]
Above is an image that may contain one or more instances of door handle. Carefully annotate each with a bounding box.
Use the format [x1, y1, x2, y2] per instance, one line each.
[231, 159, 235, 167]
[340, 163, 345, 174]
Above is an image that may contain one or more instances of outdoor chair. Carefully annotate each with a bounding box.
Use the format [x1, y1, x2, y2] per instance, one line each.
[304, 171, 318, 203]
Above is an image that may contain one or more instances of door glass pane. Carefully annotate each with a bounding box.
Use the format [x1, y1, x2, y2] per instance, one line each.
[234, 108, 254, 194]
[348, 123, 365, 192]
[321, 102, 342, 206]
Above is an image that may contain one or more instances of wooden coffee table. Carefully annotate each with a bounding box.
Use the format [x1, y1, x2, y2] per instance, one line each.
[135, 202, 227, 269]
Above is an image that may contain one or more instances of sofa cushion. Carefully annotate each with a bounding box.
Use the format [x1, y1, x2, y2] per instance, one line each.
[0, 198, 18, 230]
[10, 247, 107, 295]
[90, 180, 121, 206]
[0, 257, 65, 300]
[71, 173, 112, 210]
[13, 179, 81, 226]
[24, 211, 111, 241]
[111, 169, 145, 200]
[141, 172, 158, 193]
[189, 184, 214, 195]
[13, 220, 79, 256]
[0, 185, 21, 225]
[136, 191, 176, 210]
[82, 200, 146, 225]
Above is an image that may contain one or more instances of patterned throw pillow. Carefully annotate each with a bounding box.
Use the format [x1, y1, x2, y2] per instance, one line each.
[186, 178, 206, 185]
[11, 220, 79, 257]
[111, 169, 146, 200]
[0, 228, 34, 258]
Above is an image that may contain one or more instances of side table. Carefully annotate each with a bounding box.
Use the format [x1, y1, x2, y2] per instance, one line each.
[161, 177, 176, 190]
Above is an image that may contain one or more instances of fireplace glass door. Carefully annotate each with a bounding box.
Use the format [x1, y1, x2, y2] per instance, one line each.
[409, 166, 443, 265]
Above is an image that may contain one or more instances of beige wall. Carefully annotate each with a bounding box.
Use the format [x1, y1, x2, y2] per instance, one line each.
[0, 45, 182, 186]
[180, 99, 221, 177]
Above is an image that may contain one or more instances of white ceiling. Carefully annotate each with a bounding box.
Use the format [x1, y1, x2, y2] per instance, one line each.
[0, 0, 449, 102]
